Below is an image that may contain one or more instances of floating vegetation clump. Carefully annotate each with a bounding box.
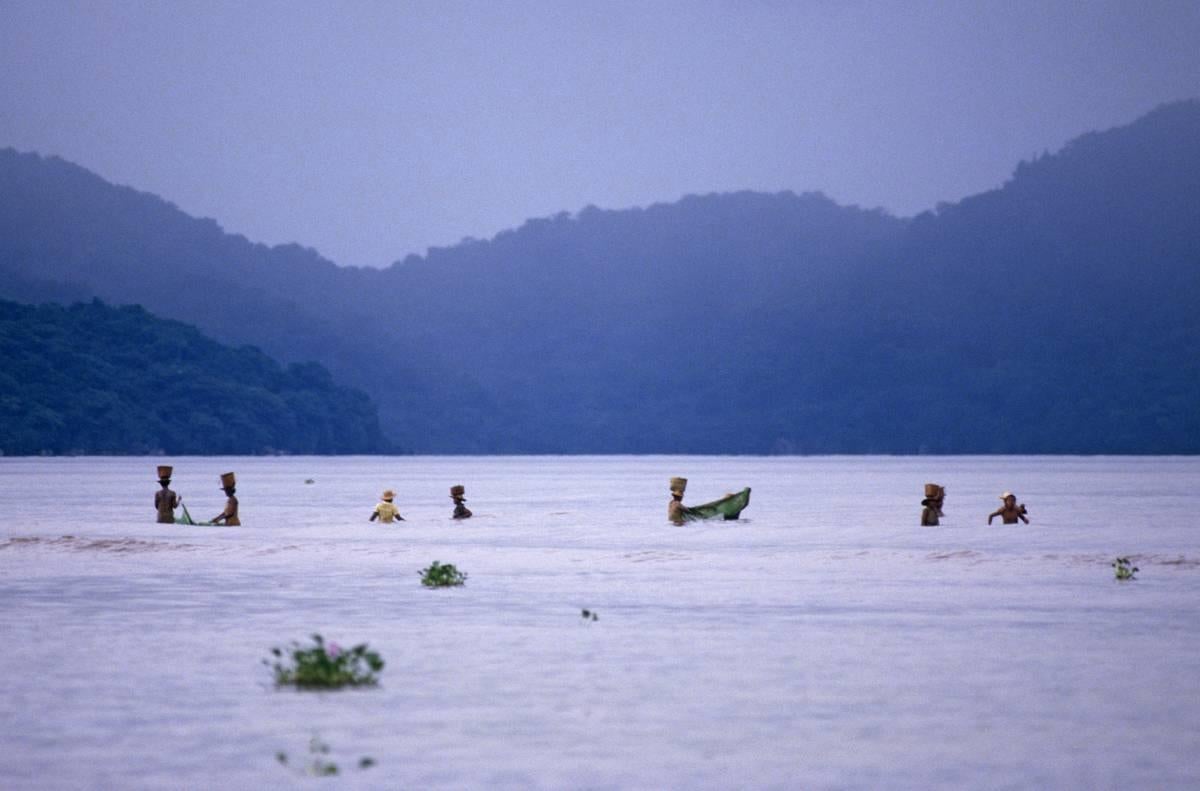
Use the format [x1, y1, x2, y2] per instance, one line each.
[420, 560, 467, 588]
[1112, 557, 1139, 581]
[265, 634, 384, 689]
[276, 735, 375, 776]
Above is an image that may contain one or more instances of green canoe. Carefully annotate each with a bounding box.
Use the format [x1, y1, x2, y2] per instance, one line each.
[682, 487, 751, 521]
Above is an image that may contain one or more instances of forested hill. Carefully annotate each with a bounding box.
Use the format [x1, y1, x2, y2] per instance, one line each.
[2, 100, 1199, 452]
[0, 300, 389, 455]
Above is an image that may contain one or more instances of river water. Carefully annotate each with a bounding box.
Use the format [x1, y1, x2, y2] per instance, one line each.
[1, 455, 1198, 789]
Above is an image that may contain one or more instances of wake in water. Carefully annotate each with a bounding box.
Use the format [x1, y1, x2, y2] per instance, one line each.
[0, 535, 202, 553]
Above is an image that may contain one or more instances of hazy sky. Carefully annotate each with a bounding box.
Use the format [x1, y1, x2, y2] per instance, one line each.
[2, 1, 1198, 268]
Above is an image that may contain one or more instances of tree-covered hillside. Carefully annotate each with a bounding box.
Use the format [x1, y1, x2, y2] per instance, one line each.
[2, 100, 1198, 452]
[374, 101, 1200, 452]
[0, 147, 451, 447]
[0, 300, 389, 455]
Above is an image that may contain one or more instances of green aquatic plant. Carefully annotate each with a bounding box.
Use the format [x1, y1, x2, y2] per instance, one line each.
[275, 734, 375, 776]
[420, 561, 467, 588]
[1112, 557, 1139, 581]
[265, 634, 384, 689]
[581, 609, 599, 622]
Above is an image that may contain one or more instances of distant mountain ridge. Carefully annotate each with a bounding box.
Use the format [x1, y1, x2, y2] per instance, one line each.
[2, 99, 1198, 452]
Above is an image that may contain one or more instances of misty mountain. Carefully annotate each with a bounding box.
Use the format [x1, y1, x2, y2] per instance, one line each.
[2, 100, 1198, 452]
[0, 299, 387, 455]
[0, 146, 471, 447]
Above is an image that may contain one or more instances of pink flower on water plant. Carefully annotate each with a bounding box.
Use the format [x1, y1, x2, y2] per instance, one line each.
[326, 642, 342, 659]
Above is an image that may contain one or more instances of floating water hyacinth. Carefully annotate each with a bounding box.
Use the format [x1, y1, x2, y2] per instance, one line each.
[419, 561, 467, 588]
[1112, 557, 1139, 581]
[275, 734, 376, 776]
[265, 634, 384, 689]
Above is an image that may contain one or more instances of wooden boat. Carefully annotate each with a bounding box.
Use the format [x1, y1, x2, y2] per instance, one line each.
[682, 487, 751, 521]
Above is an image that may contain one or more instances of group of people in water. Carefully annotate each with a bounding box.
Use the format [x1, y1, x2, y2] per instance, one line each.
[921, 482, 1031, 525]
[154, 465, 239, 525]
[154, 467, 1029, 527]
[153, 466, 471, 525]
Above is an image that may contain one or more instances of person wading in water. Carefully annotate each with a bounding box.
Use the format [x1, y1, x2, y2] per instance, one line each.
[988, 491, 1029, 525]
[921, 483, 945, 526]
[450, 485, 472, 520]
[370, 489, 405, 523]
[668, 477, 688, 525]
[212, 472, 241, 526]
[155, 465, 180, 524]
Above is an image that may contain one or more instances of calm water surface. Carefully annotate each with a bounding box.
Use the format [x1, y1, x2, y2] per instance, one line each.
[1, 456, 1198, 789]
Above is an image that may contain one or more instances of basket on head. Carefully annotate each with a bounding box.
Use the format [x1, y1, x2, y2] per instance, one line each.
[157, 465, 173, 479]
[924, 483, 940, 498]
[219, 471, 236, 489]
[381, 489, 395, 501]
[670, 477, 688, 494]
[450, 485, 466, 499]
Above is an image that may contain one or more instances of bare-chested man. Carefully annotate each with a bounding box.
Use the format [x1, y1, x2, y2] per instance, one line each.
[988, 491, 1029, 525]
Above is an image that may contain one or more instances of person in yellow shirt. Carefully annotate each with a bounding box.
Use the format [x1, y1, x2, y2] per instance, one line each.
[370, 489, 405, 523]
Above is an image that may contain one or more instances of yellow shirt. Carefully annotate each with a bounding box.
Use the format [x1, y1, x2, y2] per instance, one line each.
[374, 500, 401, 523]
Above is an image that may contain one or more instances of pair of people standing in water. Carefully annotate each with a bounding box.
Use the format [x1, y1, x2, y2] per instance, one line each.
[370, 485, 473, 523]
[154, 468, 239, 525]
[919, 484, 1030, 525]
